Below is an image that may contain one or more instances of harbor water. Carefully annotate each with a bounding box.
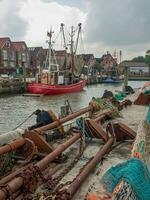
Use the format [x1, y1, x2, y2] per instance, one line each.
[0, 81, 146, 133]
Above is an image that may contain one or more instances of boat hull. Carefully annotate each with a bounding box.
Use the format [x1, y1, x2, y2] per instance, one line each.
[102, 77, 123, 84]
[27, 80, 86, 95]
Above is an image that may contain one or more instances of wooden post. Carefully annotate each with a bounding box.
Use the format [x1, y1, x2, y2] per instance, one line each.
[123, 66, 128, 91]
[22, 62, 26, 83]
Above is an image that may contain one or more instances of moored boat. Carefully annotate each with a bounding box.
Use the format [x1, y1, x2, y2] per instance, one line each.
[102, 76, 123, 84]
[28, 80, 86, 95]
[27, 23, 86, 95]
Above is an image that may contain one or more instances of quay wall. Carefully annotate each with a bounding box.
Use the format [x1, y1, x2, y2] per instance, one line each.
[87, 76, 150, 85]
[0, 79, 27, 95]
[128, 76, 150, 81]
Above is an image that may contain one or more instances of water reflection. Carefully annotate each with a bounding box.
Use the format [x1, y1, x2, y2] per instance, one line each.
[0, 81, 146, 132]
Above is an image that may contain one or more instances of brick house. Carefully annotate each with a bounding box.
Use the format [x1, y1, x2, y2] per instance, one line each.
[28, 48, 66, 72]
[0, 37, 16, 74]
[55, 50, 67, 70]
[100, 51, 118, 70]
[29, 47, 46, 75]
[55, 50, 84, 71]
[82, 54, 95, 67]
[12, 41, 30, 73]
[80, 54, 95, 75]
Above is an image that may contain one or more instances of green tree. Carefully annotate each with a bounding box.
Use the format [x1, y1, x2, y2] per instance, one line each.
[93, 62, 102, 72]
[132, 56, 145, 62]
[145, 55, 150, 66]
[131, 53, 150, 67]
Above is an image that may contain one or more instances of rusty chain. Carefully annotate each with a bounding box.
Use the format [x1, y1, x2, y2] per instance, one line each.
[0, 184, 14, 200]
[38, 137, 92, 199]
[53, 156, 94, 200]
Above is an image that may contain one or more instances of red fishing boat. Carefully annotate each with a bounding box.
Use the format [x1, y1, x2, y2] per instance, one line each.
[28, 80, 86, 95]
[27, 23, 86, 95]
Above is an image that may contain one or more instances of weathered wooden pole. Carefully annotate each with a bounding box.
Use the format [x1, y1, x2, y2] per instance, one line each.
[22, 62, 26, 83]
[123, 66, 129, 91]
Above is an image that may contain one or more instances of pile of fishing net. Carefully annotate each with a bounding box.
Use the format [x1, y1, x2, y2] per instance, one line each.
[114, 91, 127, 101]
[102, 90, 114, 99]
[98, 105, 150, 200]
[0, 129, 25, 146]
[102, 158, 150, 200]
[101, 90, 127, 101]
[91, 97, 121, 118]
[124, 86, 135, 94]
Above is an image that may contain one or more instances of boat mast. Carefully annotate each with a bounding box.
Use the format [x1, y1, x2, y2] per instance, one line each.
[70, 26, 75, 83]
[75, 23, 82, 54]
[70, 23, 82, 82]
[47, 28, 59, 73]
[60, 23, 68, 84]
[61, 23, 67, 50]
[60, 23, 67, 69]
[47, 29, 53, 73]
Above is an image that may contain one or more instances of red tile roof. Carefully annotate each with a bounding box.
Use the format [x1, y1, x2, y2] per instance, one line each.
[0, 37, 10, 49]
[12, 41, 27, 51]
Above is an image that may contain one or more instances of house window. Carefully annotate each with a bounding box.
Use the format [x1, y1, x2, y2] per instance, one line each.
[10, 62, 15, 67]
[3, 61, 8, 67]
[11, 52, 15, 60]
[22, 53, 26, 62]
[18, 52, 21, 60]
[2, 50, 8, 60]
[27, 54, 29, 62]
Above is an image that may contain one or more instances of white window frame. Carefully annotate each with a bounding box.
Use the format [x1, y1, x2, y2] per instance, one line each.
[2, 50, 8, 60]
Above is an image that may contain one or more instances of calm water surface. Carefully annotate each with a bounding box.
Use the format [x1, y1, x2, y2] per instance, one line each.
[0, 81, 146, 132]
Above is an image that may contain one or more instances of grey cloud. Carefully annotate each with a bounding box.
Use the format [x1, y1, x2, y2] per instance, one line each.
[0, 0, 28, 39]
[85, 0, 150, 46]
[41, 0, 86, 10]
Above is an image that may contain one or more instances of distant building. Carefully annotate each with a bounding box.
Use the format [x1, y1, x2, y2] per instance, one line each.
[0, 37, 16, 74]
[12, 41, 30, 72]
[80, 54, 95, 75]
[82, 54, 95, 67]
[120, 61, 150, 76]
[55, 50, 68, 70]
[55, 50, 84, 72]
[100, 51, 118, 70]
[29, 47, 45, 75]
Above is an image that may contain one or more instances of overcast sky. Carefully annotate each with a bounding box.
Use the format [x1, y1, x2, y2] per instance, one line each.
[0, 0, 150, 60]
